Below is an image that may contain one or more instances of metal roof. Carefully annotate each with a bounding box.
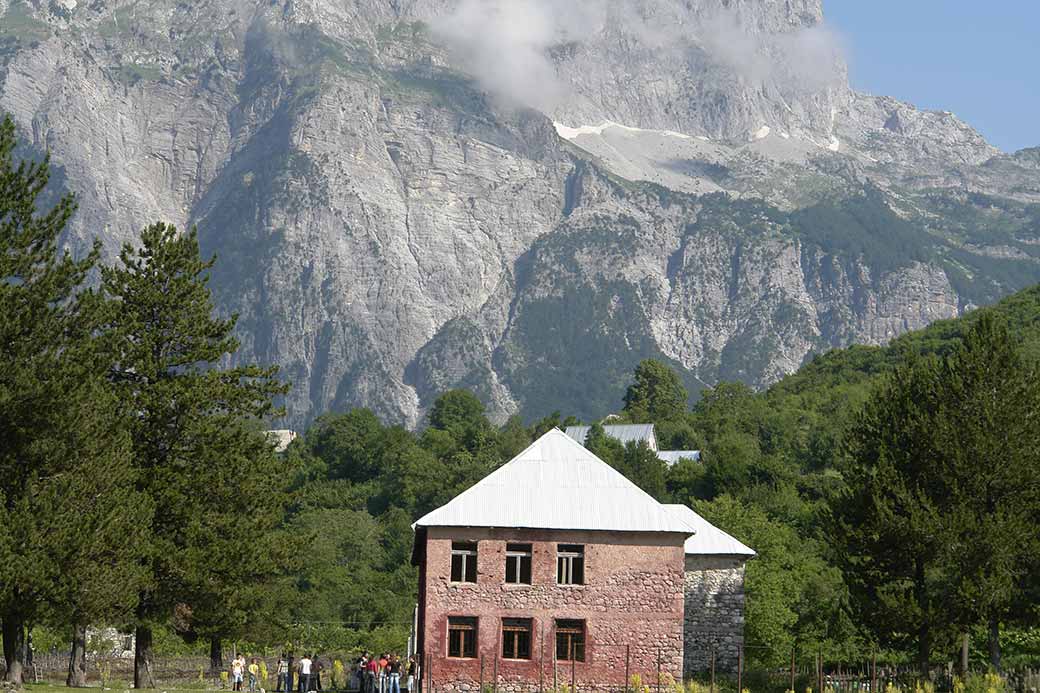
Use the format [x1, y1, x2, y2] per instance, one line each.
[564, 424, 657, 448]
[414, 429, 696, 534]
[657, 450, 701, 466]
[664, 504, 756, 558]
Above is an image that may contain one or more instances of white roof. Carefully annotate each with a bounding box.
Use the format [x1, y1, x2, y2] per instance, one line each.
[265, 429, 298, 453]
[415, 429, 696, 534]
[657, 450, 701, 466]
[664, 504, 756, 558]
[565, 424, 657, 448]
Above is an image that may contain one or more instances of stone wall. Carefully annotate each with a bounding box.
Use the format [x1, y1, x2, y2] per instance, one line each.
[682, 556, 748, 675]
[418, 527, 686, 692]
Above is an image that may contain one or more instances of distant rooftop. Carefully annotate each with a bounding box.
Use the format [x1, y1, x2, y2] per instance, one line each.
[565, 424, 658, 451]
[265, 429, 298, 454]
[657, 450, 701, 466]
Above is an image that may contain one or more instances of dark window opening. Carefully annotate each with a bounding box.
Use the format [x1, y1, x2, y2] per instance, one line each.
[501, 618, 532, 660]
[448, 617, 477, 659]
[505, 543, 532, 584]
[450, 541, 478, 583]
[556, 544, 584, 585]
[555, 619, 585, 662]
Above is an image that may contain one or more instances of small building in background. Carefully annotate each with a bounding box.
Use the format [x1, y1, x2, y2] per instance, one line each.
[265, 429, 298, 454]
[411, 429, 752, 692]
[564, 423, 701, 467]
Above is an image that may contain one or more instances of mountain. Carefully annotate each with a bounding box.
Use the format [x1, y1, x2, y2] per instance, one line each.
[2, 0, 1039, 428]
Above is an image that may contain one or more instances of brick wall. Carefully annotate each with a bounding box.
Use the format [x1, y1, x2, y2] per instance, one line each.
[418, 527, 686, 692]
[682, 556, 748, 675]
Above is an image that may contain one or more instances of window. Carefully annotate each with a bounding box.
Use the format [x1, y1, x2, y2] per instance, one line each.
[501, 619, 532, 660]
[505, 543, 532, 584]
[450, 541, 478, 583]
[555, 620, 585, 662]
[556, 544, 584, 585]
[447, 617, 477, 658]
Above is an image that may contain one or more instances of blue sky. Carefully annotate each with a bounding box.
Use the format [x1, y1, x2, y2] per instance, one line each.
[825, 1, 1039, 153]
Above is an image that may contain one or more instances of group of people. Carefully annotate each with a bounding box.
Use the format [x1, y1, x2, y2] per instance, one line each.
[229, 654, 266, 693]
[229, 653, 323, 693]
[227, 652, 417, 693]
[354, 653, 418, 693]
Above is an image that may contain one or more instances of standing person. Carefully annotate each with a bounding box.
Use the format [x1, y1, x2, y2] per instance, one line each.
[378, 654, 388, 693]
[232, 654, 246, 692]
[248, 658, 260, 693]
[299, 653, 313, 693]
[365, 654, 379, 693]
[314, 655, 324, 692]
[405, 656, 417, 693]
[276, 654, 289, 693]
[287, 652, 296, 693]
[387, 656, 401, 693]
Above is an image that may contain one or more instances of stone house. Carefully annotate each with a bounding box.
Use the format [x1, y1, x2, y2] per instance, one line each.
[410, 429, 753, 691]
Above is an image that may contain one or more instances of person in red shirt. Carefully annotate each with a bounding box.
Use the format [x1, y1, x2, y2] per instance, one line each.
[365, 655, 380, 693]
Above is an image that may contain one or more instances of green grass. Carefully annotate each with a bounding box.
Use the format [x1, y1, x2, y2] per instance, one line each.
[25, 685, 225, 693]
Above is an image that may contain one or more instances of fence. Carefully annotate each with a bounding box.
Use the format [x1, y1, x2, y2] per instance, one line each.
[8, 652, 1040, 693]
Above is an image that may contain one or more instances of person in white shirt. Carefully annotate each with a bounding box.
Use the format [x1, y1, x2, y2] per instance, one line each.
[298, 655, 313, 693]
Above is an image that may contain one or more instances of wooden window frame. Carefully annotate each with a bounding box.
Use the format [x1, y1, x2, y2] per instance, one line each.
[505, 543, 533, 585]
[447, 617, 478, 659]
[450, 541, 478, 583]
[556, 544, 585, 585]
[555, 619, 585, 662]
[501, 618, 533, 660]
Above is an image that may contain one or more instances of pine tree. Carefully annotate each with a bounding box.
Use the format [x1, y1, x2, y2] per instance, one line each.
[833, 354, 952, 676]
[0, 114, 148, 686]
[622, 359, 689, 423]
[99, 222, 287, 688]
[930, 314, 1040, 671]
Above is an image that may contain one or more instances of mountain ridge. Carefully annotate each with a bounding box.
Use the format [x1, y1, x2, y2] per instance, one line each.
[2, 0, 1038, 427]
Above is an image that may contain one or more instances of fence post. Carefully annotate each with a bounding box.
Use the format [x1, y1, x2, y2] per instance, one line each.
[494, 653, 498, 693]
[817, 653, 822, 693]
[553, 642, 557, 693]
[737, 647, 743, 693]
[871, 654, 876, 693]
[481, 656, 485, 693]
[657, 648, 662, 693]
[571, 652, 576, 693]
[539, 631, 544, 693]
[710, 648, 715, 693]
[625, 645, 630, 693]
[791, 649, 796, 693]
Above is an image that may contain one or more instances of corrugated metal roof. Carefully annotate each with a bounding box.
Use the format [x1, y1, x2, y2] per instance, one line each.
[414, 429, 696, 534]
[657, 450, 701, 466]
[565, 424, 657, 449]
[664, 504, 756, 558]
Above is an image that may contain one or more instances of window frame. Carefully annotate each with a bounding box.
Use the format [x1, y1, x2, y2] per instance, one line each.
[504, 543, 533, 585]
[554, 619, 586, 663]
[501, 618, 533, 661]
[450, 541, 478, 584]
[447, 616, 478, 659]
[556, 544, 585, 585]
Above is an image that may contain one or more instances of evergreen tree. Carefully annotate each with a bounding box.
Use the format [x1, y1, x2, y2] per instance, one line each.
[0, 115, 148, 686]
[100, 222, 287, 688]
[833, 354, 952, 676]
[622, 359, 688, 422]
[931, 314, 1040, 670]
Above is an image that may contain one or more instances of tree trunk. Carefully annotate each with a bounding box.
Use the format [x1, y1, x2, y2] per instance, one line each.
[988, 614, 1002, 673]
[134, 625, 155, 689]
[1, 616, 26, 684]
[960, 632, 970, 677]
[210, 638, 223, 677]
[66, 624, 88, 687]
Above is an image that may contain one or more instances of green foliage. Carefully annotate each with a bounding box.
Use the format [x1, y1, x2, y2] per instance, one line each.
[622, 359, 690, 424]
[0, 113, 149, 680]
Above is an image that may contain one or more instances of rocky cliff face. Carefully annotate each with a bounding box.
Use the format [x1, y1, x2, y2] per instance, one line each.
[2, 0, 1039, 427]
